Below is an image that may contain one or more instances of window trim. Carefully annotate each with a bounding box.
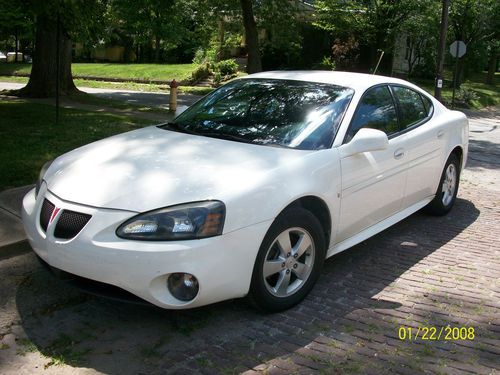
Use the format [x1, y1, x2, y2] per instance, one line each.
[389, 84, 434, 136]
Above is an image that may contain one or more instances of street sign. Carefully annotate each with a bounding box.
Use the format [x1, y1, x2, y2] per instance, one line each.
[449, 40, 466, 58]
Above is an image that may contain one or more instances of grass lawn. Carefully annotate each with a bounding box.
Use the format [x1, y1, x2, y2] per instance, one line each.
[0, 100, 151, 190]
[0, 63, 198, 82]
[411, 71, 499, 109]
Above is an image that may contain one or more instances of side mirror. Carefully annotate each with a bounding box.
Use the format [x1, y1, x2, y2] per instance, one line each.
[339, 128, 389, 158]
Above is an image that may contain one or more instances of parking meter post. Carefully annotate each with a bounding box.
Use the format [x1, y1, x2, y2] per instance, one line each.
[169, 79, 179, 113]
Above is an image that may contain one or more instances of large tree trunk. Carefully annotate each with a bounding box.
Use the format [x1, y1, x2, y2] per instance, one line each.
[240, 0, 262, 74]
[486, 50, 497, 85]
[18, 13, 78, 98]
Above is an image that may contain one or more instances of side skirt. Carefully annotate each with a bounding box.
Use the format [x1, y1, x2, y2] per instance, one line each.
[326, 196, 434, 259]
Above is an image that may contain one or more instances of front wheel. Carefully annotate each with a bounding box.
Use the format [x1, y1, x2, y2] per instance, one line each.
[425, 153, 460, 216]
[249, 208, 326, 312]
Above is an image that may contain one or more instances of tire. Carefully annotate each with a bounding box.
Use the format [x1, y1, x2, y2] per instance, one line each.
[425, 153, 460, 216]
[249, 207, 326, 312]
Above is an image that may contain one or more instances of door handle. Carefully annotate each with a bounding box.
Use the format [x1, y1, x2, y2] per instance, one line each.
[437, 130, 445, 138]
[394, 148, 405, 159]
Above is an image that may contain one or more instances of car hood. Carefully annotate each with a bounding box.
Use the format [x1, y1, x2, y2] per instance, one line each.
[45, 126, 310, 212]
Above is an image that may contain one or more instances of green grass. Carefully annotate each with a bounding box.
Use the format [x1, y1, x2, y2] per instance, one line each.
[411, 71, 499, 109]
[0, 100, 151, 190]
[0, 63, 198, 82]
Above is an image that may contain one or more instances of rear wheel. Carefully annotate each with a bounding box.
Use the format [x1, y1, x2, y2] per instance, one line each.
[425, 154, 460, 216]
[249, 207, 326, 312]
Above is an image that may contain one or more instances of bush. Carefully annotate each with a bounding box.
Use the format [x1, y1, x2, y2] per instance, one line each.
[455, 88, 479, 108]
[213, 59, 238, 76]
[189, 63, 211, 84]
[315, 56, 336, 71]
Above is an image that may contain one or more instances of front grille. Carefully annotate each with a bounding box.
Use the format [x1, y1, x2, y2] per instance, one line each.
[54, 210, 91, 239]
[40, 199, 55, 232]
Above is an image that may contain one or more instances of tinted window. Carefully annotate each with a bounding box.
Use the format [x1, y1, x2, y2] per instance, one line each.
[346, 85, 398, 142]
[170, 79, 354, 150]
[392, 86, 427, 129]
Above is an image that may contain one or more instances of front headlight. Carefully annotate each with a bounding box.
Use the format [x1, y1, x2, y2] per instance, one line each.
[116, 201, 225, 241]
[35, 159, 54, 197]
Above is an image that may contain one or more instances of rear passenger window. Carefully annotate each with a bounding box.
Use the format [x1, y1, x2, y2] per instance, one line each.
[346, 85, 398, 142]
[392, 86, 427, 129]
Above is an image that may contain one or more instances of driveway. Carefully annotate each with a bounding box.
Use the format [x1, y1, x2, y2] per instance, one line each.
[0, 108, 498, 375]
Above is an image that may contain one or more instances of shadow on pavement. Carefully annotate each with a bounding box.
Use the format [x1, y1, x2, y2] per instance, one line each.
[13, 197, 484, 374]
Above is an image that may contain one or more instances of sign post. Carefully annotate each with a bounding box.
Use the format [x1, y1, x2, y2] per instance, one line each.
[449, 40, 466, 108]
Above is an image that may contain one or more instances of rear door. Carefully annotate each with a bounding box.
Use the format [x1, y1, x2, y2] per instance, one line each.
[390, 86, 443, 208]
[336, 85, 408, 243]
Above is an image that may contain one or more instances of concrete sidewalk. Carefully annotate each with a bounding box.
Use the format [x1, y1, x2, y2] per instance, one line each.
[0, 185, 32, 248]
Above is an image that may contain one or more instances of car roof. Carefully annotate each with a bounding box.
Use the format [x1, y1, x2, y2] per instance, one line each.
[240, 70, 413, 92]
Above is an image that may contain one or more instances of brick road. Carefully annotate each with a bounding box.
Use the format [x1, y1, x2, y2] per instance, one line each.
[0, 108, 498, 375]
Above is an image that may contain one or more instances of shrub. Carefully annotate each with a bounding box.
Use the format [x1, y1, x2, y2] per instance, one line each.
[315, 56, 336, 71]
[213, 59, 238, 77]
[189, 63, 211, 84]
[455, 88, 479, 108]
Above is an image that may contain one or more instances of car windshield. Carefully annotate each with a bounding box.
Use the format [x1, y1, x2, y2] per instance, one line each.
[164, 79, 354, 150]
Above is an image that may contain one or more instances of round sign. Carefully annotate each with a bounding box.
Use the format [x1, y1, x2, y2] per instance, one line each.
[450, 40, 466, 58]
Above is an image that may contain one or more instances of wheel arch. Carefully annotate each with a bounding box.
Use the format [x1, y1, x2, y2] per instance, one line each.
[280, 195, 332, 248]
[451, 145, 464, 171]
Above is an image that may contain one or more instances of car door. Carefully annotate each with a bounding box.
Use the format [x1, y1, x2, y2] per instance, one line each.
[336, 85, 408, 243]
[390, 85, 443, 208]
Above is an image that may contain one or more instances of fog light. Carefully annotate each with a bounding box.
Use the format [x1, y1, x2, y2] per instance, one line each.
[167, 273, 199, 302]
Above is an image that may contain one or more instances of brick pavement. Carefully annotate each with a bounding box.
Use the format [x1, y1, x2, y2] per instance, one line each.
[0, 108, 498, 375]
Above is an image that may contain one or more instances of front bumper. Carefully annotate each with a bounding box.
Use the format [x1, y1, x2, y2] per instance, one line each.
[22, 185, 272, 309]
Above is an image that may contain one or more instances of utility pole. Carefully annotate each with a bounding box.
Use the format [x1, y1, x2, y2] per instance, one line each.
[434, 0, 450, 102]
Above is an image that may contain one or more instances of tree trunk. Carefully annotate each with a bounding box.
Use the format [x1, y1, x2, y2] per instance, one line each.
[240, 0, 262, 74]
[18, 14, 77, 98]
[486, 50, 497, 85]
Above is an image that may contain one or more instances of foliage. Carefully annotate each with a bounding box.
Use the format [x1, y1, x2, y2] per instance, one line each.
[448, 0, 500, 84]
[315, 56, 336, 71]
[189, 63, 211, 84]
[0, 0, 34, 56]
[314, 0, 434, 72]
[213, 59, 239, 76]
[455, 88, 479, 108]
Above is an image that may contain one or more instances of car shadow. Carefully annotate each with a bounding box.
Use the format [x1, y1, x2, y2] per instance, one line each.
[12, 196, 489, 374]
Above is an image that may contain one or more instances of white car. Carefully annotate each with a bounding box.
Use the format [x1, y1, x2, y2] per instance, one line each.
[22, 71, 468, 311]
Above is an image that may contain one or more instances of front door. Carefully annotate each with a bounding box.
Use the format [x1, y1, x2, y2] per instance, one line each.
[336, 85, 408, 243]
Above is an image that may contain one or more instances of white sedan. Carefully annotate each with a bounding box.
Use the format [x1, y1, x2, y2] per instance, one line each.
[22, 71, 468, 311]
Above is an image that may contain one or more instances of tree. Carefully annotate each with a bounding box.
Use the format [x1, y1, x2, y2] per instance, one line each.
[240, 0, 261, 73]
[0, 0, 34, 62]
[448, 0, 499, 87]
[314, 0, 425, 73]
[16, 0, 106, 98]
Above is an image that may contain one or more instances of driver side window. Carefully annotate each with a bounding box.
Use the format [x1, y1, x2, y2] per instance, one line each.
[345, 86, 398, 142]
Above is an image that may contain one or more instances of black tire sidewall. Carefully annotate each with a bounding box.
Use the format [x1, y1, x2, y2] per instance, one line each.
[249, 207, 326, 312]
[427, 154, 460, 215]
